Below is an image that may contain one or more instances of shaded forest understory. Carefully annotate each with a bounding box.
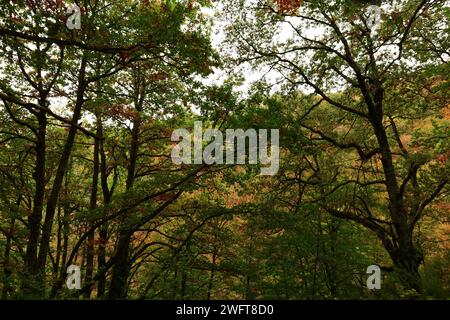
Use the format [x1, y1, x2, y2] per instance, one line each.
[0, 0, 449, 299]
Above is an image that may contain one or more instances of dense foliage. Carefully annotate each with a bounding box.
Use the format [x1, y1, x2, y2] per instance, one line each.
[0, 0, 448, 299]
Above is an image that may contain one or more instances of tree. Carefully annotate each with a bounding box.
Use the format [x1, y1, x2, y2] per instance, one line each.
[221, 0, 449, 293]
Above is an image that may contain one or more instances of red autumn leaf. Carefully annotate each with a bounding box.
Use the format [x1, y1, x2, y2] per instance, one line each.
[274, 0, 303, 13]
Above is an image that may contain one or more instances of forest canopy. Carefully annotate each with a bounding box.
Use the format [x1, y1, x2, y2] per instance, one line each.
[0, 0, 449, 300]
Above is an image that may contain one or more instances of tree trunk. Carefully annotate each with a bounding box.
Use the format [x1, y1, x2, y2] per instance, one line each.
[84, 128, 100, 299]
[23, 108, 46, 296]
[97, 118, 110, 299]
[108, 88, 142, 299]
[368, 84, 423, 294]
[388, 243, 424, 294]
[37, 57, 87, 287]
[108, 231, 132, 299]
[55, 206, 62, 277]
